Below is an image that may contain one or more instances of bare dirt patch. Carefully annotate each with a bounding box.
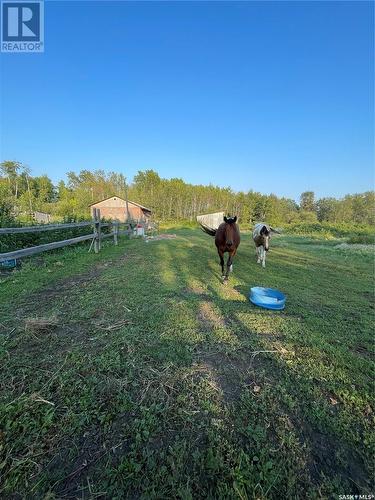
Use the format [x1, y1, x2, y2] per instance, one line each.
[182, 284, 207, 296]
[194, 349, 279, 403]
[19, 268, 102, 315]
[190, 357, 243, 403]
[351, 344, 374, 360]
[297, 419, 371, 494]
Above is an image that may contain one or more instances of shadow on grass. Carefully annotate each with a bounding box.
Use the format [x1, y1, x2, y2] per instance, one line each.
[1, 230, 373, 498]
[148, 232, 373, 495]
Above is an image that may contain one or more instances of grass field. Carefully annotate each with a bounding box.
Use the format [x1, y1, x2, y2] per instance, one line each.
[0, 228, 373, 498]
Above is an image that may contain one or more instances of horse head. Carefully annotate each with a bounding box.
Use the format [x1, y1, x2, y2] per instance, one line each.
[224, 216, 237, 246]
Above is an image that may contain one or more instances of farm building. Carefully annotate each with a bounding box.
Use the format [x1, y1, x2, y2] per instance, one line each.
[33, 211, 51, 223]
[89, 196, 152, 222]
[197, 212, 224, 230]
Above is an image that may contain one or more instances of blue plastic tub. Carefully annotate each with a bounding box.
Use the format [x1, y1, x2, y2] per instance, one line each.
[249, 287, 286, 310]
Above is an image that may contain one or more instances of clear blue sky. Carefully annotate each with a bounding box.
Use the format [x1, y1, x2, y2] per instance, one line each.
[1, 1, 374, 200]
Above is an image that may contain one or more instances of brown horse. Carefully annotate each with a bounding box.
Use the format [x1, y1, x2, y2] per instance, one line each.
[200, 216, 241, 282]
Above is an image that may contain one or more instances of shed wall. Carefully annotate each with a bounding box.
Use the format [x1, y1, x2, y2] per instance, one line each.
[90, 201, 149, 222]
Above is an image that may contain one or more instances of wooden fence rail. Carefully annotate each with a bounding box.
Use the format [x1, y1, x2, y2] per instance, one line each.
[0, 222, 93, 234]
[0, 209, 141, 264]
[0, 222, 113, 235]
[0, 234, 95, 262]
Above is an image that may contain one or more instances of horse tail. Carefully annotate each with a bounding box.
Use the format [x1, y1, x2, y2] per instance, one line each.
[199, 223, 216, 236]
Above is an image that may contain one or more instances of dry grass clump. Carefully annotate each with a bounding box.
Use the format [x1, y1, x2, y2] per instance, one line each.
[25, 316, 58, 334]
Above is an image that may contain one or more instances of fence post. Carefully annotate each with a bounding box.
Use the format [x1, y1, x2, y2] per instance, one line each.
[93, 208, 99, 254]
[97, 209, 102, 251]
[113, 220, 118, 246]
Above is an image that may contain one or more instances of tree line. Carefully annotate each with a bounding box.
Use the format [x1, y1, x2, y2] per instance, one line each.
[0, 161, 374, 227]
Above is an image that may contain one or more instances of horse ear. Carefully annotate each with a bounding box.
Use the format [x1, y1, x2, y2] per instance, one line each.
[224, 216, 228, 223]
[233, 216, 237, 223]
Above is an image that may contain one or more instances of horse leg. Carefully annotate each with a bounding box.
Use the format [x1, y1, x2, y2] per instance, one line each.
[218, 249, 225, 278]
[225, 251, 235, 281]
[229, 248, 237, 273]
[256, 246, 261, 264]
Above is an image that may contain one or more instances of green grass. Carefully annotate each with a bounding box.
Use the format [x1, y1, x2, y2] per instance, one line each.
[0, 229, 373, 498]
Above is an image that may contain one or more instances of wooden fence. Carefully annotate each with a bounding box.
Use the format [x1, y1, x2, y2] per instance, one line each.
[0, 209, 137, 263]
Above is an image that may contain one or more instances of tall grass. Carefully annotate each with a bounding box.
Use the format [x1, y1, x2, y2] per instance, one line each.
[285, 222, 375, 241]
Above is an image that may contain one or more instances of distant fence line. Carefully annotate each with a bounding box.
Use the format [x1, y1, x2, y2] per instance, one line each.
[0, 209, 139, 263]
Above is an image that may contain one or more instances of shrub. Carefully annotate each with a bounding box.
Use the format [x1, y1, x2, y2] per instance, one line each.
[347, 234, 374, 245]
[284, 222, 375, 241]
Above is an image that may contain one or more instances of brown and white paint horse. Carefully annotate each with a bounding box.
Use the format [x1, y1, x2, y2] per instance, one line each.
[200, 216, 241, 282]
[252, 223, 279, 268]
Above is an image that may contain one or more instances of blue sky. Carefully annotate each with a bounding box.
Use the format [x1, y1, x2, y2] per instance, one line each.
[1, 0, 374, 200]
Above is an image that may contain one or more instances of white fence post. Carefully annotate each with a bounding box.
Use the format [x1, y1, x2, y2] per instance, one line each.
[113, 220, 119, 245]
